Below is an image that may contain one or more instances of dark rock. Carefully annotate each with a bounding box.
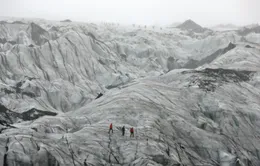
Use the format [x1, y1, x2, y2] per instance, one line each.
[31, 127, 38, 132]
[245, 45, 254, 48]
[98, 59, 106, 65]
[21, 91, 36, 98]
[6, 78, 40, 98]
[95, 93, 103, 99]
[1, 88, 15, 94]
[183, 68, 254, 92]
[199, 68, 252, 82]
[21, 108, 57, 121]
[106, 84, 120, 89]
[28, 44, 34, 47]
[24, 76, 37, 81]
[223, 42, 236, 53]
[14, 81, 24, 93]
[151, 154, 169, 165]
[0, 104, 20, 125]
[27, 22, 50, 46]
[184, 42, 236, 69]
[1, 103, 57, 124]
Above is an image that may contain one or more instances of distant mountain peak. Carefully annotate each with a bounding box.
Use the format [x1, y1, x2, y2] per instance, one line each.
[181, 19, 201, 27]
[185, 19, 197, 24]
[177, 19, 207, 33]
[60, 19, 72, 23]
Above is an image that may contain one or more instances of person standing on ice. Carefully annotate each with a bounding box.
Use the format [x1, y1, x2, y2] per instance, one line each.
[84, 159, 88, 166]
[108, 123, 113, 134]
[3, 146, 8, 166]
[121, 126, 125, 136]
[130, 127, 134, 137]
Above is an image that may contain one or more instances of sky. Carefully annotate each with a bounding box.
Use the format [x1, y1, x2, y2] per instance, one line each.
[0, 0, 259, 26]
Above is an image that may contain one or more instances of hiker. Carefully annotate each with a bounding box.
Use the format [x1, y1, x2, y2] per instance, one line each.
[95, 93, 103, 99]
[130, 127, 134, 137]
[166, 146, 170, 156]
[121, 126, 125, 136]
[84, 159, 87, 166]
[3, 146, 8, 166]
[108, 123, 113, 134]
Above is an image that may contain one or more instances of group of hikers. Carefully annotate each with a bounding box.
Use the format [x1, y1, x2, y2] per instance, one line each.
[108, 123, 134, 137]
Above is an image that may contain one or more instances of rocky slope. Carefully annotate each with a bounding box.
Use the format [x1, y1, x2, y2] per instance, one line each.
[0, 18, 260, 165]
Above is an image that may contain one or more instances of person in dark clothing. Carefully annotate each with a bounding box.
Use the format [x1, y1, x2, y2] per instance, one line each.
[166, 146, 170, 156]
[130, 127, 134, 137]
[108, 123, 113, 134]
[3, 146, 8, 166]
[122, 126, 125, 136]
[84, 159, 87, 166]
[3, 153, 8, 166]
[95, 93, 103, 99]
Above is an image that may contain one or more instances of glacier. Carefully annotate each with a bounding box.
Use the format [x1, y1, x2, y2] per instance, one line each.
[0, 18, 260, 165]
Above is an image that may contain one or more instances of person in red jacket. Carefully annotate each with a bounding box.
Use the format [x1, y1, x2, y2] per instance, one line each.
[108, 123, 113, 134]
[130, 127, 134, 137]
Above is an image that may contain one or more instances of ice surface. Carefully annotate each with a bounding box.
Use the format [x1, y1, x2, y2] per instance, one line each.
[0, 18, 260, 165]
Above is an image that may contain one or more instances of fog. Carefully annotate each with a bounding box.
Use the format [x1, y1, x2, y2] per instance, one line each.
[1, 0, 259, 26]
